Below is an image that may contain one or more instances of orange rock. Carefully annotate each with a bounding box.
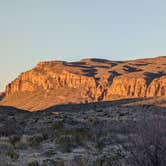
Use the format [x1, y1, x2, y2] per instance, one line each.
[2, 56, 166, 111]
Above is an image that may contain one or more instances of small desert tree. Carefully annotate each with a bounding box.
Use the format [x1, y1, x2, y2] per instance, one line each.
[127, 114, 166, 166]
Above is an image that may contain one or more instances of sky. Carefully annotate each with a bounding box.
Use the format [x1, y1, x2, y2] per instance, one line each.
[0, 0, 166, 91]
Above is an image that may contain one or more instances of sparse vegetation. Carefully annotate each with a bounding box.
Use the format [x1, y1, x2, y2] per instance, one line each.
[126, 115, 166, 166]
[28, 134, 45, 147]
[0, 104, 165, 165]
[5, 150, 19, 160]
[52, 120, 64, 129]
[27, 161, 39, 166]
[9, 135, 21, 145]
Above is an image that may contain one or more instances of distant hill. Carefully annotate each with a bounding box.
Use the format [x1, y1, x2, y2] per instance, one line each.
[1, 56, 166, 111]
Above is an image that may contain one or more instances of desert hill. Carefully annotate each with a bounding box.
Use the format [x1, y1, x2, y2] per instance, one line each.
[1, 56, 166, 111]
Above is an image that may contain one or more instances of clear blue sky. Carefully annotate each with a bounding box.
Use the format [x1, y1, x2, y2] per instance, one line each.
[0, 0, 166, 91]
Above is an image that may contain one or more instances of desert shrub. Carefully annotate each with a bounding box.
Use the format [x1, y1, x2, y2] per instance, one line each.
[67, 129, 90, 143]
[67, 154, 120, 166]
[44, 149, 56, 157]
[0, 141, 19, 160]
[15, 140, 28, 149]
[55, 127, 91, 149]
[15, 134, 45, 149]
[41, 131, 49, 140]
[0, 154, 12, 166]
[9, 134, 21, 145]
[52, 120, 64, 130]
[5, 150, 19, 160]
[0, 136, 10, 143]
[0, 141, 14, 153]
[27, 160, 39, 166]
[126, 115, 166, 166]
[14, 135, 32, 149]
[42, 159, 64, 166]
[56, 135, 76, 152]
[70, 156, 93, 166]
[94, 155, 123, 166]
[28, 134, 44, 147]
[95, 138, 106, 151]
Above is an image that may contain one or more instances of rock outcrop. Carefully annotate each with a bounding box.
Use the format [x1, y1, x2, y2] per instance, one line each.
[1, 56, 166, 111]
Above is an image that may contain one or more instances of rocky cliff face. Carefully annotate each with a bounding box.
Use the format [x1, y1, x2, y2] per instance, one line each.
[147, 76, 166, 97]
[1, 56, 166, 111]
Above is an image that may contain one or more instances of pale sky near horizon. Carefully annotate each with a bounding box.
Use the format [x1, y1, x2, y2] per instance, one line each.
[0, 0, 166, 91]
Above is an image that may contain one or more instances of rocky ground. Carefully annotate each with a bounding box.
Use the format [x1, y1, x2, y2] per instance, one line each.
[0, 100, 166, 166]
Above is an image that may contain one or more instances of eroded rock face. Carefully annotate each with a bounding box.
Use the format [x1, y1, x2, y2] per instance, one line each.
[147, 76, 166, 97]
[1, 56, 166, 111]
[105, 76, 148, 98]
[6, 69, 97, 97]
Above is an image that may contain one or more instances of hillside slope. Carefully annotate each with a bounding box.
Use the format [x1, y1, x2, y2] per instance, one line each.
[1, 56, 166, 111]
